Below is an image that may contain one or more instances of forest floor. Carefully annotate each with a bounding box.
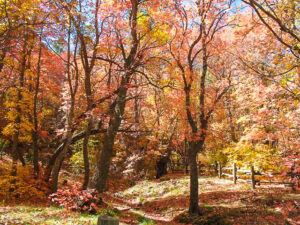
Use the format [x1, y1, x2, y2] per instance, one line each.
[1, 174, 299, 225]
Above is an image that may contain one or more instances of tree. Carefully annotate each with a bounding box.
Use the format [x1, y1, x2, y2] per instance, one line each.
[32, 27, 43, 177]
[168, 0, 234, 214]
[57, 0, 103, 190]
[50, 15, 80, 192]
[242, 0, 299, 58]
[222, 13, 299, 176]
[92, 0, 169, 192]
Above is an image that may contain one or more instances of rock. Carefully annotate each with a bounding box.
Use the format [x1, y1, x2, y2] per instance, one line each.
[97, 216, 119, 225]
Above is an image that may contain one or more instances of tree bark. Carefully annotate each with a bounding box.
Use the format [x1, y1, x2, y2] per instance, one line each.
[94, 131, 115, 192]
[51, 94, 75, 192]
[224, 98, 238, 143]
[51, 129, 73, 193]
[184, 138, 189, 174]
[188, 142, 199, 214]
[44, 141, 66, 182]
[94, 86, 128, 192]
[214, 161, 218, 176]
[82, 118, 92, 189]
[11, 132, 19, 176]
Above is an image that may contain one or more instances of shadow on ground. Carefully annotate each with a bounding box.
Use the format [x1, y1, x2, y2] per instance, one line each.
[116, 188, 299, 225]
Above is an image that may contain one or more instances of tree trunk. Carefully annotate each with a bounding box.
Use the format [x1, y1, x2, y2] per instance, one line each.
[82, 118, 92, 189]
[32, 130, 39, 175]
[44, 141, 66, 182]
[51, 131, 73, 193]
[94, 131, 115, 192]
[214, 161, 218, 176]
[218, 162, 222, 178]
[251, 165, 256, 189]
[184, 138, 189, 174]
[10, 132, 19, 176]
[224, 98, 238, 143]
[94, 86, 128, 192]
[156, 128, 176, 179]
[233, 163, 237, 184]
[188, 142, 199, 214]
[156, 156, 169, 179]
[186, 35, 208, 214]
[17, 148, 26, 166]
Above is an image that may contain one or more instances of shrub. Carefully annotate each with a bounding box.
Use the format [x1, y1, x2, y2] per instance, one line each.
[0, 161, 50, 203]
[49, 183, 99, 213]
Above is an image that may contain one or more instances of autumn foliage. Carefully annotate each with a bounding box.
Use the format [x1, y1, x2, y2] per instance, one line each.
[0, 0, 299, 222]
[0, 158, 50, 203]
[49, 183, 99, 213]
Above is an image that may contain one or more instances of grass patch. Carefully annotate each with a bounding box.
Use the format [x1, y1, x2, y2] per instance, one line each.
[118, 176, 246, 203]
[0, 205, 98, 224]
[136, 215, 156, 225]
[99, 207, 121, 218]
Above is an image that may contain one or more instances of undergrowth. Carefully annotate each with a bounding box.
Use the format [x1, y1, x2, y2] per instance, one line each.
[0, 159, 50, 204]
